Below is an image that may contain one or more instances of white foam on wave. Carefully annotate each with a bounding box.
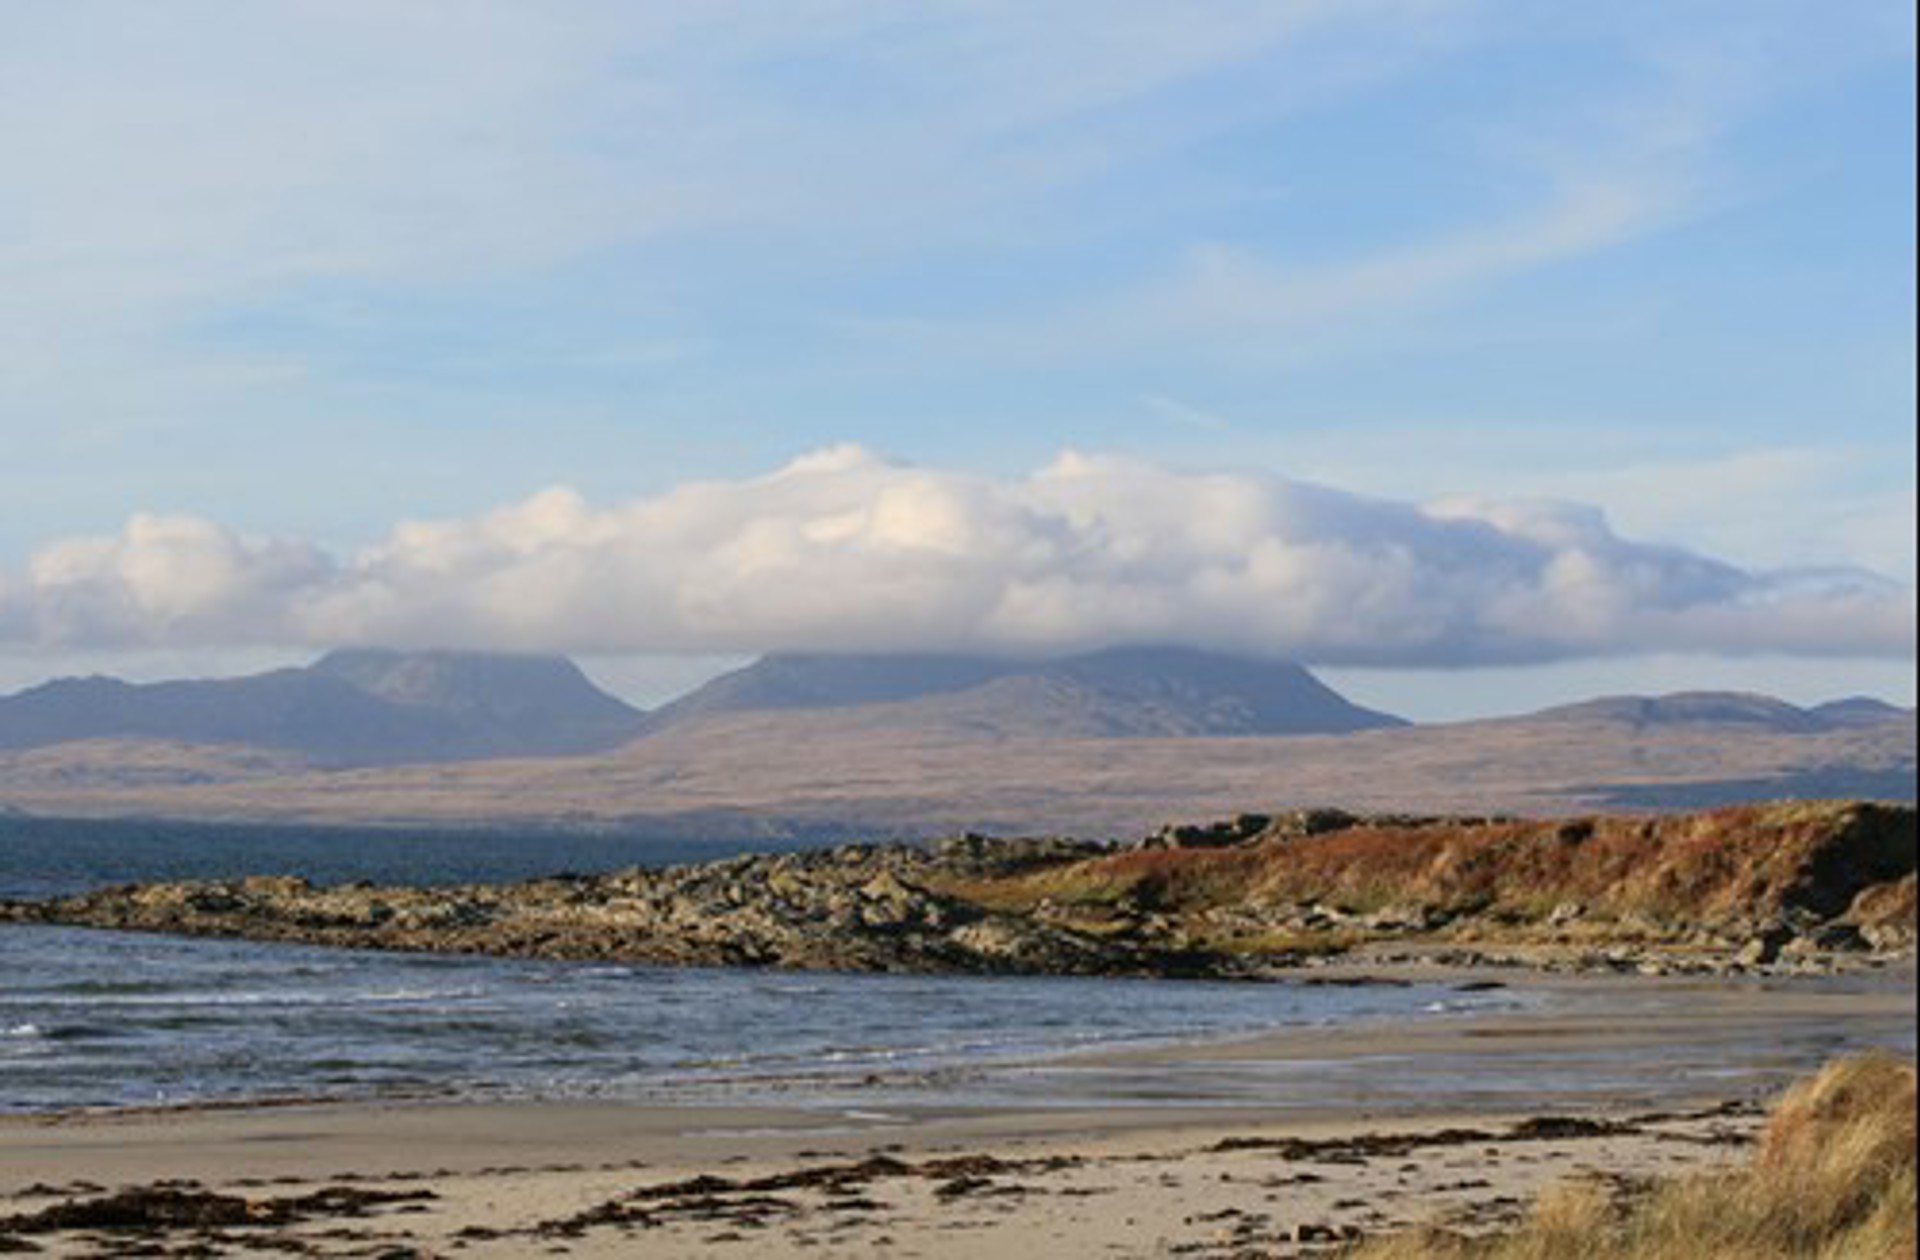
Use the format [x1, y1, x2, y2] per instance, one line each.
[27, 985, 485, 1009]
[356, 987, 487, 1004]
[3, 1023, 42, 1038]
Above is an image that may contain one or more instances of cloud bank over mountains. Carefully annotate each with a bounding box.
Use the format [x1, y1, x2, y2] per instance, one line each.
[3, 449, 1910, 667]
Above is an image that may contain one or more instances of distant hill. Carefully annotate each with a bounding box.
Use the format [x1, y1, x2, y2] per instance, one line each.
[0, 650, 647, 767]
[1810, 697, 1915, 727]
[649, 646, 1407, 737]
[1530, 690, 1910, 734]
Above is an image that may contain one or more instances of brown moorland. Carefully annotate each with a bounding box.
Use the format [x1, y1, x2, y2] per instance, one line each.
[1, 701, 1911, 837]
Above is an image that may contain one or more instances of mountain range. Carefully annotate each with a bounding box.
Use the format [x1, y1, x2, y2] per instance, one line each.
[0, 647, 1911, 834]
[0, 646, 1405, 766]
[653, 647, 1407, 739]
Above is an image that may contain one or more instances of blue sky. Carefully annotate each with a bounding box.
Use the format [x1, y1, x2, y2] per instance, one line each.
[1, 2, 1913, 718]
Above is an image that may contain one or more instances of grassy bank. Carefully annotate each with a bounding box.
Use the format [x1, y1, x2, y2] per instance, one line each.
[935, 800, 1917, 961]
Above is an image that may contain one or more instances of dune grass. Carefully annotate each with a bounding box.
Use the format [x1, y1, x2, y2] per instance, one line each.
[1353, 1053, 1917, 1260]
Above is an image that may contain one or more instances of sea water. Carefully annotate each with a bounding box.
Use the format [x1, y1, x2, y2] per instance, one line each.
[0, 817, 1902, 1116]
[0, 817, 1528, 1113]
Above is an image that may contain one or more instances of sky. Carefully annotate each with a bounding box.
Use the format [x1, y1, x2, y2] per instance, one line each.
[0, 1, 1914, 720]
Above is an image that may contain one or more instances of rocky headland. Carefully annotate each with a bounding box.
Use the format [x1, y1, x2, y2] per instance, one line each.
[3, 800, 1912, 979]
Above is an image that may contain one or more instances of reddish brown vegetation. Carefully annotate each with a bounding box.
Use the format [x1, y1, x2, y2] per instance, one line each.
[999, 800, 1915, 931]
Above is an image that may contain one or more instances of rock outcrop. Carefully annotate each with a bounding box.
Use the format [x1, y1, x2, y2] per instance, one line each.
[0, 839, 1223, 977]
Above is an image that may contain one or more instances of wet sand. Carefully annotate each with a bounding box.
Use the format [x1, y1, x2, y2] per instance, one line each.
[3, 965, 1912, 1257]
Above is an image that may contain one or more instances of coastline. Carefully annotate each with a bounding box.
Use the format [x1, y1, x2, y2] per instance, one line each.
[9, 801, 1911, 985]
[5, 964, 1911, 1257]
[3, 802, 1912, 1253]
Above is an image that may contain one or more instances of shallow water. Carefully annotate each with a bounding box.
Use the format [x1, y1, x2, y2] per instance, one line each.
[0, 817, 1530, 1113]
[0, 923, 1518, 1113]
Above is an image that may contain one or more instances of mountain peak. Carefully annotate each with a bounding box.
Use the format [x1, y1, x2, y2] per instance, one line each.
[311, 649, 638, 725]
[650, 646, 1406, 737]
[657, 652, 1019, 719]
[0, 649, 646, 766]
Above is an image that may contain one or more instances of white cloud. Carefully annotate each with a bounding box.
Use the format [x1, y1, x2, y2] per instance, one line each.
[3, 449, 1910, 666]
[23, 515, 336, 649]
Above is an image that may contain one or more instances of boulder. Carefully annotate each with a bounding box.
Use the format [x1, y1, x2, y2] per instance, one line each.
[1736, 921, 1798, 967]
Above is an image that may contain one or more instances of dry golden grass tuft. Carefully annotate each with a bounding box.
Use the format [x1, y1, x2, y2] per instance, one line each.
[1850, 874, 1917, 938]
[1351, 1053, 1917, 1260]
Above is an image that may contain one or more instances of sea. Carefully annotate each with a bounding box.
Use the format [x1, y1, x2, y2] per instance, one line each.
[0, 817, 1905, 1117]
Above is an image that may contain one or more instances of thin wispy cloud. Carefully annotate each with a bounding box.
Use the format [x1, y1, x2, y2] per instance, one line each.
[1140, 394, 1235, 433]
[2, 3, 1902, 400]
[854, 17, 1766, 367]
[4, 451, 1910, 666]
[0, 3, 1439, 339]
[0, 1, 1470, 471]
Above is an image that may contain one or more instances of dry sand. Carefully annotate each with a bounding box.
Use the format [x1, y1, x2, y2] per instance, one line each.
[3, 966, 1912, 1258]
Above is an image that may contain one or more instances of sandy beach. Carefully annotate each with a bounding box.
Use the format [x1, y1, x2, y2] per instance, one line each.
[3, 963, 1911, 1258]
